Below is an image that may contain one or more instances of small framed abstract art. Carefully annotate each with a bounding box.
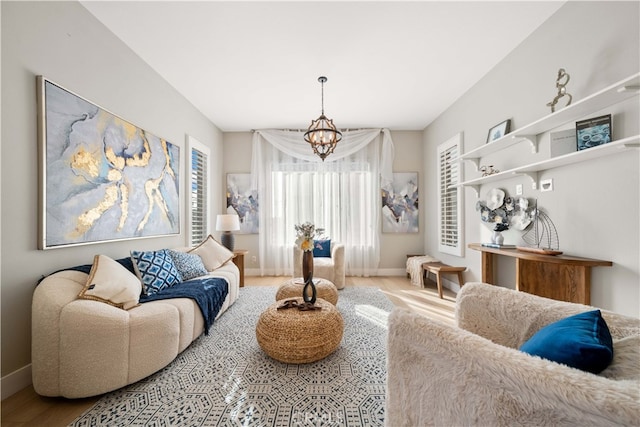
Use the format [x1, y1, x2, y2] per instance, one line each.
[576, 114, 612, 151]
[37, 76, 180, 249]
[486, 119, 511, 143]
[381, 172, 419, 233]
[226, 173, 259, 234]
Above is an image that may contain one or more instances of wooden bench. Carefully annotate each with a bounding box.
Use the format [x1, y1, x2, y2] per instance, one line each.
[422, 262, 466, 299]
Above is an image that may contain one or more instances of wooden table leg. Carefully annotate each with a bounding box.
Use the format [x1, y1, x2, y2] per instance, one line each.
[436, 272, 444, 299]
[232, 250, 247, 287]
[481, 251, 494, 283]
[456, 271, 464, 289]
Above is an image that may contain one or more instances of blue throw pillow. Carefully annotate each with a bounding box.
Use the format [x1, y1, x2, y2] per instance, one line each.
[168, 249, 208, 281]
[313, 239, 331, 257]
[131, 249, 182, 296]
[520, 310, 613, 374]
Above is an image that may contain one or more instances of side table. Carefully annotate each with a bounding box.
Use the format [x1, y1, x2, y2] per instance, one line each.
[232, 249, 249, 287]
[256, 297, 344, 364]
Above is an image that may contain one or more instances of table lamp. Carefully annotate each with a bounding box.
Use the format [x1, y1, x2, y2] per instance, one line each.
[216, 214, 240, 251]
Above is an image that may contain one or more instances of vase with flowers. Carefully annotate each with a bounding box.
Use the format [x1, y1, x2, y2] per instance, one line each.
[295, 222, 317, 304]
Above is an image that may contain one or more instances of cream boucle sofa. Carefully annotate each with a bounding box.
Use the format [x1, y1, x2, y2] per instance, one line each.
[32, 248, 240, 399]
[293, 241, 345, 289]
[386, 282, 640, 426]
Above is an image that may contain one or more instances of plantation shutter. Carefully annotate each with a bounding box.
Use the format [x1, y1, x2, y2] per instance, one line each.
[188, 136, 210, 246]
[437, 133, 464, 256]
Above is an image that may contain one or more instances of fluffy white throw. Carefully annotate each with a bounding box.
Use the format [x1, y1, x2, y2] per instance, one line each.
[406, 255, 439, 287]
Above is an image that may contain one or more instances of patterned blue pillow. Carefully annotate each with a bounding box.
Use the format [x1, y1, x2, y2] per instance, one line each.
[131, 249, 182, 296]
[168, 249, 208, 281]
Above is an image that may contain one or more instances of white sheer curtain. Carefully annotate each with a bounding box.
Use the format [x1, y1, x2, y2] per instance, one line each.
[251, 129, 394, 276]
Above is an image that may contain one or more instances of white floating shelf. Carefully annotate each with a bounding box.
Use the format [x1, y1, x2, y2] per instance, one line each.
[457, 135, 640, 196]
[459, 73, 640, 167]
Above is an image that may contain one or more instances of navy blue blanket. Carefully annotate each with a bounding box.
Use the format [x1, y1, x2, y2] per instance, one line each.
[41, 257, 228, 335]
[139, 277, 228, 335]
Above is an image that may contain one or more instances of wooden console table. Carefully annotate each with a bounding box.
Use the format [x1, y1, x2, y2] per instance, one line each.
[468, 243, 612, 305]
[232, 249, 249, 287]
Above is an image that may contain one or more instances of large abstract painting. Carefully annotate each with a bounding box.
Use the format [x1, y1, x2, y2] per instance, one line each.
[382, 172, 419, 233]
[38, 77, 180, 249]
[226, 173, 259, 234]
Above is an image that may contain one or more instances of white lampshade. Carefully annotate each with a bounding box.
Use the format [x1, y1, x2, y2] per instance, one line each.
[216, 214, 240, 231]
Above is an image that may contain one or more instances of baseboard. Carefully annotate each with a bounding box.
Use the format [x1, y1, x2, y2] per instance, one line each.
[375, 268, 406, 276]
[246, 268, 408, 277]
[245, 268, 264, 276]
[1, 363, 31, 400]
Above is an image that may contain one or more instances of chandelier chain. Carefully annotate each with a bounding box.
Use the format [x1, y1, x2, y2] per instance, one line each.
[320, 76, 326, 115]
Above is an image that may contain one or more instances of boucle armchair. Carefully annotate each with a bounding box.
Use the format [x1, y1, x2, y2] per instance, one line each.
[293, 241, 345, 289]
[386, 282, 640, 426]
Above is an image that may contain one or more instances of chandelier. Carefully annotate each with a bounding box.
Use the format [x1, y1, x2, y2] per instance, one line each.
[304, 76, 342, 161]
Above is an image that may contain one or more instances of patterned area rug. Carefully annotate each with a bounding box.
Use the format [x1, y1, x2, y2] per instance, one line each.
[71, 286, 393, 426]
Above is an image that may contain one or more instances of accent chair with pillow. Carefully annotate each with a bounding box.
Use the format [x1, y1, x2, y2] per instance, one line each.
[293, 239, 345, 289]
[386, 282, 640, 426]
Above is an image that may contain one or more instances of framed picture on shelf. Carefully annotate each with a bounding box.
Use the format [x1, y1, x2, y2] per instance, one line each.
[576, 114, 612, 151]
[486, 119, 511, 143]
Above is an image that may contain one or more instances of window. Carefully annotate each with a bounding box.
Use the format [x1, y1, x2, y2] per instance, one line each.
[266, 163, 379, 275]
[253, 129, 388, 275]
[187, 136, 210, 246]
[437, 133, 464, 256]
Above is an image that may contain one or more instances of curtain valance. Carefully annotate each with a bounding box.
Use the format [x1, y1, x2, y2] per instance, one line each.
[251, 128, 394, 189]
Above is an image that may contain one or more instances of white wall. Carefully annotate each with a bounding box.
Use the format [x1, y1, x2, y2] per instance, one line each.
[222, 130, 424, 275]
[381, 131, 425, 272]
[423, 1, 640, 317]
[1, 1, 223, 396]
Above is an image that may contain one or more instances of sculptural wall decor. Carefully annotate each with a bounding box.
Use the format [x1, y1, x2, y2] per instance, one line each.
[476, 188, 536, 246]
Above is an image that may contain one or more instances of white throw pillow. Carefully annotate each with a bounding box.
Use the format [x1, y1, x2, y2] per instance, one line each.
[189, 235, 234, 271]
[78, 254, 142, 310]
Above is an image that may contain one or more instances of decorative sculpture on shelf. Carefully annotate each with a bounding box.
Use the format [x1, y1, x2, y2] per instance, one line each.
[479, 165, 500, 177]
[517, 200, 562, 255]
[546, 68, 573, 113]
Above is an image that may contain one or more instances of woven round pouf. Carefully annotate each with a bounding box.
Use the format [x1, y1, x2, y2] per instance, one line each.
[276, 278, 339, 305]
[256, 297, 344, 364]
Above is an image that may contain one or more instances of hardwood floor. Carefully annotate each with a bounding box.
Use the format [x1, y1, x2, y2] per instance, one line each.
[1, 275, 455, 426]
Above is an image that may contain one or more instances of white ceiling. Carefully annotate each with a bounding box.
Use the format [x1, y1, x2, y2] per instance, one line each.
[81, 1, 565, 132]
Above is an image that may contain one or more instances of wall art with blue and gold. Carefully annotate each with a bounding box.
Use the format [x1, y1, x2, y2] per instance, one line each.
[37, 76, 180, 249]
